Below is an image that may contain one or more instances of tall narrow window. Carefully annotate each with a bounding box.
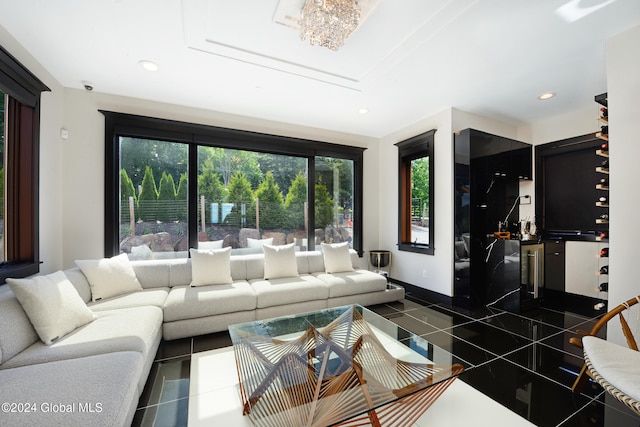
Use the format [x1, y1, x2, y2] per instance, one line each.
[0, 46, 49, 282]
[396, 130, 435, 255]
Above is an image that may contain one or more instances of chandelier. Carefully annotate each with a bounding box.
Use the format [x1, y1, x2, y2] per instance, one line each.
[299, 0, 360, 51]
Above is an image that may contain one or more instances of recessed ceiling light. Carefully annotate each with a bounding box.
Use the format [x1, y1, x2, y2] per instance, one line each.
[538, 92, 556, 100]
[138, 60, 158, 72]
[358, 108, 369, 115]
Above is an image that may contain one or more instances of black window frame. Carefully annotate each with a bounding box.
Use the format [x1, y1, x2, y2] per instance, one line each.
[0, 45, 49, 283]
[395, 129, 435, 255]
[102, 111, 365, 257]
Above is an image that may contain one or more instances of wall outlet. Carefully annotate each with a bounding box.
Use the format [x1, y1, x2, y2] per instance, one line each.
[519, 195, 531, 205]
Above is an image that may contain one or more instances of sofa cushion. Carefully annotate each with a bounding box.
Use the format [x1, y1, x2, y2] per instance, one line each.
[247, 237, 273, 248]
[88, 287, 170, 311]
[583, 336, 640, 404]
[0, 286, 39, 365]
[263, 243, 298, 279]
[314, 270, 388, 298]
[76, 253, 143, 301]
[198, 239, 223, 249]
[131, 260, 172, 288]
[190, 247, 233, 286]
[7, 271, 96, 345]
[321, 242, 354, 273]
[0, 351, 142, 427]
[250, 275, 329, 308]
[62, 267, 93, 303]
[163, 282, 256, 322]
[1, 305, 162, 369]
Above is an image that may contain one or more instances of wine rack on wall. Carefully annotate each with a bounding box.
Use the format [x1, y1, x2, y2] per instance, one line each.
[595, 92, 609, 309]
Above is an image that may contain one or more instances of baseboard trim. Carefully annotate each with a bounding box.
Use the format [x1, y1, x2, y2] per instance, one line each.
[389, 278, 453, 306]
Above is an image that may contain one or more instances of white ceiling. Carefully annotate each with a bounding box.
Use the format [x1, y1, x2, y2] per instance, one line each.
[1, 0, 639, 138]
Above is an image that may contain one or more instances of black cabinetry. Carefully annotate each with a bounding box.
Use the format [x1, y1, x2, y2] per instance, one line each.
[544, 240, 565, 292]
[454, 129, 532, 311]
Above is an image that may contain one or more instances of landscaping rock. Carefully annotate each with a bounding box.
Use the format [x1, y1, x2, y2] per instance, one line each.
[239, 228, 260, 248]
[120, 234, 153, 253]
[263, 232, 285, 246]
[151, 232, 173, 252]
[223, 234, 238, 248]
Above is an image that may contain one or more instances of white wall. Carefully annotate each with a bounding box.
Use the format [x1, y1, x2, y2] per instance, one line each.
[0, 25, 65, 275]
[606, 24, 640, 345]
[60, 89, 378, 268]
[377, 109, 453, 296]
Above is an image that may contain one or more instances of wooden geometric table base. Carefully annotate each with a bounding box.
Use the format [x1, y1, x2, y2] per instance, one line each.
[232, 306, 464, 427]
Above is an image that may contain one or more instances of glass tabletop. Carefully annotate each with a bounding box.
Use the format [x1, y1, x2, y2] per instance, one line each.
[229, 305, 468, 427]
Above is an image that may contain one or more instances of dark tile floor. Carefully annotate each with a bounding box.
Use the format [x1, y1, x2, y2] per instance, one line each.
[132, 297, 640, 427]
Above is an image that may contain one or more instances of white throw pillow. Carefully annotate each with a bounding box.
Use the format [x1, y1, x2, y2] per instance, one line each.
[197, 240, 224, 250]
[7, 271, 96, 345]
[321, 242, 354, 273]
[190, 247, 233, 286]
[75, 253, 143, 302]
[247, 237, 273, 248]
[263, 243, 298, 279]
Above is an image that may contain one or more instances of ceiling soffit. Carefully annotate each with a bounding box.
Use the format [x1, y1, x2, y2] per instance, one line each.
[182, 0, 479, 90]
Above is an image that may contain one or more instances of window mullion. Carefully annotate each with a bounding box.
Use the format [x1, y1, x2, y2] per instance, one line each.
[188, 143, 198, 251]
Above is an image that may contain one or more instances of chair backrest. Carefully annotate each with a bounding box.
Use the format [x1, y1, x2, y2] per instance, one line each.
[572, 296, 640, 351]
[570, 295, 640, 397]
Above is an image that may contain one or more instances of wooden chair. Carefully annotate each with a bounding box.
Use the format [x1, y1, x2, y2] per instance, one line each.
[570, 295, 640, 415]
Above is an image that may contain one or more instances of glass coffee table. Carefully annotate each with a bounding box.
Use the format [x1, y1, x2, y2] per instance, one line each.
[228, 305, 467, 427]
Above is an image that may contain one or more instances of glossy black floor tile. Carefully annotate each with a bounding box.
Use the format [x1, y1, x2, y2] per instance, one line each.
[519, 307, 595, 331]
[540, 330, 587, 359]
[448, 320, 533, 356]
[435, 301, 506, 320]
[138, 356, 191, 409]
[381, 298, 432, 313]
[460, 357, 593, 427]
[155, 337, 192, 361]
[405, 304, 476, 331]
[560, 393, 640, 427]
[420, 329, 499, 366]
[367, 302, 404, 317]
[483, 312, 565, 340]
[192, 331, 232, 353]
[503, 342, 586, 392]
[384, 311, 440, 335]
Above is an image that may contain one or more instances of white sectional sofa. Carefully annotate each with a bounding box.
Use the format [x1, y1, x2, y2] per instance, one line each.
[0, 248, 403, 426]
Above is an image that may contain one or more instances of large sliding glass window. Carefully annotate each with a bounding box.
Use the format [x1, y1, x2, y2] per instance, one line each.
[103, 112, 363, 259]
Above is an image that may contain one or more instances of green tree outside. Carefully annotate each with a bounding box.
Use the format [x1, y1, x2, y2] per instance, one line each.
[198, 162, 226, 224]
[138, 166, 159, 222]
[157, 172, 177, 222]
[225, 172, 255, 227]
[255, 171, 286, 229]
[176, 172, 188, 222]
[120, 169, 136, 222]
[411, 157, 429, 218]
[120, 138, 187, 191]
[284, 172, 307, 230]
[315, 179, 334, 229]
